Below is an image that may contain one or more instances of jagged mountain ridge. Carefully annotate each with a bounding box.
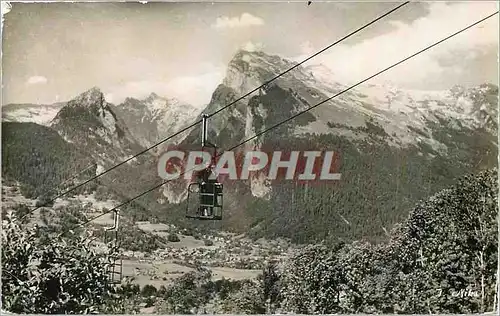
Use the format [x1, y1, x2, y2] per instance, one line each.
[224, 50, 497, 146]
[170, 49, 497, 198]
[48, 87, 165, 210]
[176, 50, 496, 163]
[111, 92, 202, 149]
[1, 87, 200, 221]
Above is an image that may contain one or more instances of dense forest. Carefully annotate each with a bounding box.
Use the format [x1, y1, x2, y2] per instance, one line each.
[1, 122, 96, 198]
[1, 121, 165, 217]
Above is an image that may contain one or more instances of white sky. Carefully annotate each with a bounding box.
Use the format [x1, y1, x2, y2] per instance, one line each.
[2, 1, 498, 106]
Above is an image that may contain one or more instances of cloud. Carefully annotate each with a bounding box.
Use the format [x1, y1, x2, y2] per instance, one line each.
[300, 41, 315, 55]
[1, 2, 12, 18]
[164, 70, 225, 106]
[26, 76, 48, 85]
[1, 2, 12, 38]
[242, 41, 265, 52]
[106, 66, 226, 107]
[212, 13, 264, 29]
[292, 2, 499, 89]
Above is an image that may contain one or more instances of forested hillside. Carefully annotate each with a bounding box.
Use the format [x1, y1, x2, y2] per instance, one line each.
[164, 50, 498, 243]
[1, 122, 96, 199]
[163, 109, 497, 243]
[280, 168, 498, 314]
[2, 52, 497, 245]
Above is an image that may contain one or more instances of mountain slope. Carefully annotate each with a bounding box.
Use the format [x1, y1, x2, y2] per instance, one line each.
[1, 122, 95, 199]
[49, 87, 165, 215]
[2, 50, 496, 244]
[50, 87, 146, 166]
[1, 89, 173, 217]
[161, 49, 498, 243]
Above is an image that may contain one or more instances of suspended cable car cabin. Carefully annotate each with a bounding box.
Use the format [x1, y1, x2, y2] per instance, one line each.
[186, 114, 223, 221]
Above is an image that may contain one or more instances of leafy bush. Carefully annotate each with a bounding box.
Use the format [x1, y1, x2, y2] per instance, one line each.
[211, 278, 246, 300]
[279, 169, 498, 314]
[141, 284, 157, 297]
[1, 211, 115, 314]
[154, 268, 212, 314]
[98, 280, 142, 314]
[222, 280, 266, 314]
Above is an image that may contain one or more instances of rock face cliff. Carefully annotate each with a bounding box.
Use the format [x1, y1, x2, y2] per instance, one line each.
[51, 87, 144, 166]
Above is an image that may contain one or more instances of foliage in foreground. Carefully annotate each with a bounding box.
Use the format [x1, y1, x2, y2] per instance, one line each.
[1, 212, 114, 313]
[150, 169, 499, 314]
[280, 169, 498, 314]
[1, 169, 497, 314]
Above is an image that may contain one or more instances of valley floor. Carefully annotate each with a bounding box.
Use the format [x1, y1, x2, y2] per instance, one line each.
[1, 181, 288, 292]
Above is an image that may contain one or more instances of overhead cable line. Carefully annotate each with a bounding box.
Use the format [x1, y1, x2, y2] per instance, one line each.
[225, 11, 498, 150]
[48, 163, 97, 194]
[23, 122, 200, 218]
[24, 1, 409, 218]
[62, 10, 498, 236]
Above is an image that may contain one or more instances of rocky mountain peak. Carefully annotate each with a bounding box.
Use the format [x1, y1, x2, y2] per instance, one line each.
[143, 92, 163, 104]
[147, 92, 160, 99]
[229, 50, 299, 73]
[70, 87, 105, 107]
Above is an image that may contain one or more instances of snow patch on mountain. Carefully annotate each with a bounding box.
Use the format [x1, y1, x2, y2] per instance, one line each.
[190, 51, 497, 206]
[2, 103, 65, 126]
[145, 93, 201, 138]
[250, 172, 271, 199]
[114, 93, 202, 149]
[162, 185, 187, 204]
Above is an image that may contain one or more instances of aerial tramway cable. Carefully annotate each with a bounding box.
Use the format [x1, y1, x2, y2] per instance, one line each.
[59, 10, 498, 236]
[22, 1, 409, 220]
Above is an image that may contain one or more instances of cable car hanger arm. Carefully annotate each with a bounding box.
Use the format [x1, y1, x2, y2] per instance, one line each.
[201, 114, 218, 165]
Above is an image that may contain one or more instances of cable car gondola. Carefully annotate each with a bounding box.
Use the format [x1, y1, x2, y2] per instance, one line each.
[186, 114, 223, 221]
